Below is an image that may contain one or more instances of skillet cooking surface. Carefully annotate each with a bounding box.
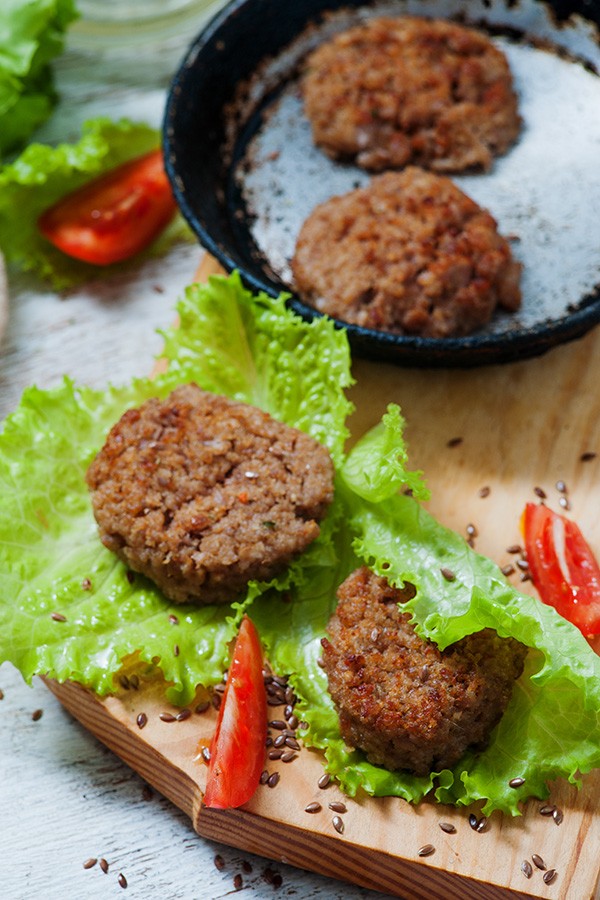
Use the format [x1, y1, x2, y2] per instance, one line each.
[164, 0, 600, 366]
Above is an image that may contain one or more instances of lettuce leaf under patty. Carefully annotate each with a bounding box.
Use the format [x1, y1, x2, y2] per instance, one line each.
[0, 117, 185, 288]
[0, 0, 78, 159]
[1, 272, 599, 815]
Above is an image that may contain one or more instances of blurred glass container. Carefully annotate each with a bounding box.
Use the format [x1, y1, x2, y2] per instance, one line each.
[70, 0, 228, 53]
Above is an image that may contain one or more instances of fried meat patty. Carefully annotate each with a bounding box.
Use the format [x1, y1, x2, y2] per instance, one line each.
[86, 384, 334, 605]
[302, 16, 521, 172]
[321, 567, 527, 775]
[291, 168, 522, 338]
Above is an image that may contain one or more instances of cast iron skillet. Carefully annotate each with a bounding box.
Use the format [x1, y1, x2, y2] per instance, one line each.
[163, 0, 600, 367]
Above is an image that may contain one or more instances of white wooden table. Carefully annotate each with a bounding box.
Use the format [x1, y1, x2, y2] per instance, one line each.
[0, 22, 395, 900]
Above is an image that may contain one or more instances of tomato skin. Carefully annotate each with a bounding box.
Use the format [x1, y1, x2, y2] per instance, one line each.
[522, 502, 600, 638]
[37, 149, 177, 266]
[203, 616, 268, 809]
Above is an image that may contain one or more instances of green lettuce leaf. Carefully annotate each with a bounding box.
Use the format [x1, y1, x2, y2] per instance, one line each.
[0, 273, 353, 703]
[0, 117, 186, 289]
[1, 273, 599, 815]
[0, 0, 78, 158]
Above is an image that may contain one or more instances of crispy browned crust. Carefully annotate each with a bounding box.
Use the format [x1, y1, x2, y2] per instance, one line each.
[303, 16, 521, 172]
[321, 567, 527, 775]
[292, 167, 522, 338]
[86, 384, 334, 604]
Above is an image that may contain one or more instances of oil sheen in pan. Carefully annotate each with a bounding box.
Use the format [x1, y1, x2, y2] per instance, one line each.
[235, 25, 600, 336]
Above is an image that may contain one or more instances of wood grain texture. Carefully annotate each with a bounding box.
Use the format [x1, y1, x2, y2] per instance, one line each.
[45, 254, 600, 899]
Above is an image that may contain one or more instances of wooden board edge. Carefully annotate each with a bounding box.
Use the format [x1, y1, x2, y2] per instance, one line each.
[43, 677, 203, 824]
[195, 805, 535, 900]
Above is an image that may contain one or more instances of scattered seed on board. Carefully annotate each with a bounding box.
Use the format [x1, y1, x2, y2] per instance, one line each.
[214, 854, 225, 871]
[447, 437, 463, 448]
[328, 801, 347, 814]
[242, 860, 253, 874]
[476, 816, 487, 833]
[117, 872, 128, 889]
[332, 815, 344, 834]
[305, 802, 321, 814]
[580, 451, 597, 462]
[318, 773, 331, 789]
[501, 564, 515, 576]
[176, 708, 191, 722]
[439, 822, 456, 834]
[543, 869, 557, 885]
[83, 858, 97, 870]
[136, 712, 147, 729]
[539, 804, 555, 816]
[267, 772, 280, 788]
[533, 486, 547, 499]
[233, 873, 243, 890]
[195, 700, 210, 714]
[508, 777, 525, 788]
[479, 486, 491, 498]
[559, 496, 571, 510]
[466, 523, 478, 538]
[159, 712, 176, 723]
[553, 808, 564, 825]
[532, 853, 546, 870]
[506, 543, 521, 554]
[521, 860, 533, 879]
[259, 770, 269, 785]
[418, 844, 435, 857]
[281, 750, 297, 763]
[31, 709, 43, 721]
[555, 480, 567, 494]
[119, 675, 130, 690]
[269, 748, 283, 760]
[99, 858, 109, 874]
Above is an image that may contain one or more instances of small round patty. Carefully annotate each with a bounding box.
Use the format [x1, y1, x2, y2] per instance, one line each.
[86, 384, 334, 605]
[302, 16, 521, 172]
[321, 567, 527, 775]
[291, 167, 522, 338]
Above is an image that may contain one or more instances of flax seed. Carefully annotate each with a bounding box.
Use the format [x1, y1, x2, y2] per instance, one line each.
[83, 858, 97, 870]
[117, 872, 127, 889]
[580, 451, 597, 462]
[99, 858, 109, 874]
[267, 772, 280, 788]
[439, 822, 456, 834]
[159, 712, 176, 722]
[332, 815, 344, 834]
[440, 567, 456, 582]
[552, 807, 564, 825]
[305, 802, 321, 813]
[318, 773, 331, 789]
[447, 437, 463, 448]
[136, 712, 147, 729]
[478, 486, 491, 498]
[533, 486, 547, 499]
[532, 853, 546, 870]
[50, 612, 67, 622]
[501, 564, 515, 576]
[539, 804, 556, 816]
[233, 873, 243, 890]
[418, 844, 435, 857]
[176, 708, 191, 721]
[328, 801, 347, 814]
[543, 869, 557, 884]
[521, 860, 533, 878]
[281, 750, 297, 762]
[260, 770, 269, 785]
[31, 709, 43, 721]
[214, 854, 225, 870]
[508, 777, 525, 788]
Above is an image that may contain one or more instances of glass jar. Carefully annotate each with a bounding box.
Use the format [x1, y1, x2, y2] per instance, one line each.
[70, 0, 228, 53]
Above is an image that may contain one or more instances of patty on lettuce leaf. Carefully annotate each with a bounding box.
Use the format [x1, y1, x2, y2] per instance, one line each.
[0, 272, 598, 816]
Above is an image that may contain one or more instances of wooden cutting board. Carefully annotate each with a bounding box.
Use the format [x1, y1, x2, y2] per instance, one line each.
[47, 255, 600, 900]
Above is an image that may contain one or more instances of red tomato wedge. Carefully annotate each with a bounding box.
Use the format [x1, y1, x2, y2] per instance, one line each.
[522, 502, 600, 638]
[37, 149, 177, 265]
[204, 616, 268, 809]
